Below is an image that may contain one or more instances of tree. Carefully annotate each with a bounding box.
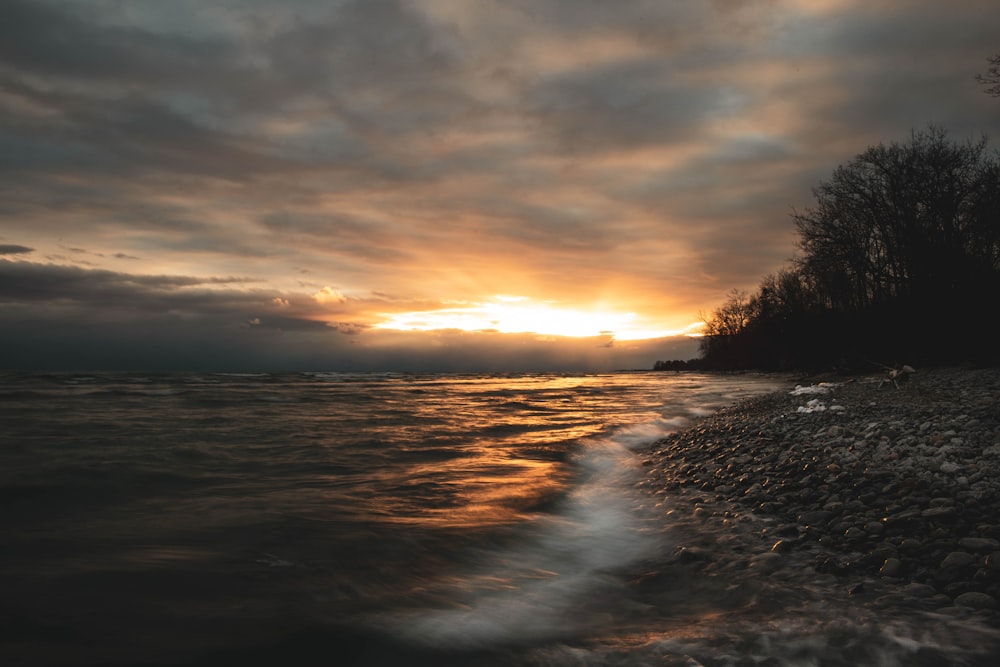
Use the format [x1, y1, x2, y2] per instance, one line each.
[794, 126, 999, 312]
[698, 126, 1000, 370]
[698, 289, 756, 369]
[700, 288, 753, 338]
[977, 52, 1000, 97]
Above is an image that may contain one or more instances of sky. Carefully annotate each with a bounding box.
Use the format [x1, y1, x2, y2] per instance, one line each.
[1, 0, 998, 372]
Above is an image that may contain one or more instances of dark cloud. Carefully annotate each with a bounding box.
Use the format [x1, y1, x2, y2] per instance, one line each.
[0, 0, 997, 371]
[0, 261, 260, 312]
[0, 260, 697, 371]
[0, 260, 381, 335]
[265, 0, 456, 89]
[0, 0, 449, 183]
[0, 244, 33, 255]
[528, 61, 724, 153]
[0, 1, 237, 85]
[0, 76, 293, 180]
[257, 211, 414, 264]
[0, 260, 250, 290]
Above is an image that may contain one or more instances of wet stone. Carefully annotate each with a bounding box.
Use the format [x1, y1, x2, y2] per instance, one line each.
[940, 552, 976, 569]
[642, 366, 1000, 631]
[675, 546, 712, 563]
[899, 582, 937, 598]
[922, 506, 958, 519]
[798, 509, 835, 525]
[985, 551, 1000, 571]
[880, 558, 903, 577]
[844, 526, 868, 540]
[959, 537, 1000, 552]
[954, 591, 999, 610]
[772, 523, 800, 538]
[749, 552, 783, 572]
[925, 594, 954, 609]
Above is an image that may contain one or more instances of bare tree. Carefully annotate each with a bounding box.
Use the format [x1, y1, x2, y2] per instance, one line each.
[793, 126, 998, 313]
[976, 52, 1000, 97]
[701, 288, 753, 338]
[698, 125, 1000, 370]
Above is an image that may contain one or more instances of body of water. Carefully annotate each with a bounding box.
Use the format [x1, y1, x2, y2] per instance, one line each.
[1, 371, 996, 666]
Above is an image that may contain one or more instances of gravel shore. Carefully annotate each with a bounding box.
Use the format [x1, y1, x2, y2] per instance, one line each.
[640, 366, 1000, 625]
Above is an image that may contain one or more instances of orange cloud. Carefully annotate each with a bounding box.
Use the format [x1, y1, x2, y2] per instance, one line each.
[312, 286, 348, 305]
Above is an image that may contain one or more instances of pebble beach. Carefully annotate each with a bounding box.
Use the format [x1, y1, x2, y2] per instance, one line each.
[640, 366, 1000, 631]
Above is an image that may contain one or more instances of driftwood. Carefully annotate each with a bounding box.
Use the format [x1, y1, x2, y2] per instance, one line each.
[876, 364, 916, 390]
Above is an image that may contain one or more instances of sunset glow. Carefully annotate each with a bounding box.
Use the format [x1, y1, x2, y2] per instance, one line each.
[1, 0, 995, 371]
[374, 296, 701, 341]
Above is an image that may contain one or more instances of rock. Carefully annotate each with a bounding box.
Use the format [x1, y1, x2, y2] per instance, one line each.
[772, 523, 800, 538]
[959, 537, 1000, 552]
[954, 592, 999, 610]
[770, 539, 793, 553]
[983, 551, 1000, 572]
[641, 367, 1000, 625]
[880, 558, 903, 577]
[799, 510, 834, 526]
[922, 506, 958, 519]
[675, 546, 711, 563]
[749, 552, 783, 572]
[844, 527, 868, 543]
[926, 594, 954, 609]
[940, 552, 976, 569]
[870, 543, 898, 561]
[899, 583, 937, 598]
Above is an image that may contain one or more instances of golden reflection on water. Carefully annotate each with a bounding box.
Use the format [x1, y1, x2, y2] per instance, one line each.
[364, 452, 568, 528]
[257, 372, 783, 531]
[356, 375, 632, 529]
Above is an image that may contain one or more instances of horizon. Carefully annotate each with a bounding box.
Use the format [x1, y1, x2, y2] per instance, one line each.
[1, 0, 997, 372]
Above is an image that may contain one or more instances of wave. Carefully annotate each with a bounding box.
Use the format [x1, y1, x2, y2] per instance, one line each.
[378, 415, 679, 649]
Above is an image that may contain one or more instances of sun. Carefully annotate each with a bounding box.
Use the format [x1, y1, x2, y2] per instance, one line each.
[373, 296, 700, 341]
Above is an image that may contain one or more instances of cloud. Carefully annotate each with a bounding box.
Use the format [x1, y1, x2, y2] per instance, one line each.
[0, 244, 33, 255]
[0, 261, 255, 303]
[327, 322, 368, 336]
[312, 286, 348, 305]
[527, 61, 725, 154]
[0, 259, 699, 370]
[0, 0, 997, 371]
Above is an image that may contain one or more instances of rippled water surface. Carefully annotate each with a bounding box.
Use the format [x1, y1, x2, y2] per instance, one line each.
[2, 371, 998, 665]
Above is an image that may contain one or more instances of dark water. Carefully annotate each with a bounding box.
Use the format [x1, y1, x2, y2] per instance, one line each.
[1, 371, 998, 666]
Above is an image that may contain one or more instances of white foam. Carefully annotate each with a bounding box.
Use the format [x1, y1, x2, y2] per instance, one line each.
[790, 382, 839, 396]
[609, 416, 689, 451]
[796, 398, 847, 413]
[384, 424, 668, 648]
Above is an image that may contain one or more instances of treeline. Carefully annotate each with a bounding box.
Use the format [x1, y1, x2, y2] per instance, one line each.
[693, 126, 1000, 372]
[652, 358, 705, 371]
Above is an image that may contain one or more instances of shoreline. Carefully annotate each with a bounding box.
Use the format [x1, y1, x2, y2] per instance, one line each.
[640, 366, 1000, 624]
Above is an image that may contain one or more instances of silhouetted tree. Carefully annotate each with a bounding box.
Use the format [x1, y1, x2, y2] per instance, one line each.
[977, 52, 1000, 97]
[700, 288, 752, 338]
[698, 289, 757, 368]
[698, 126, 1000, 371]
[652, 359, 702, 371]
[796, 126, 998, 308]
